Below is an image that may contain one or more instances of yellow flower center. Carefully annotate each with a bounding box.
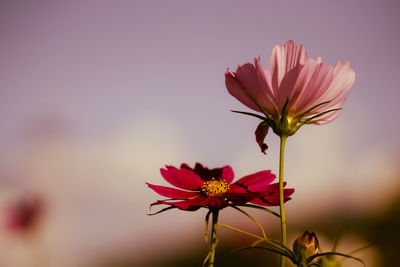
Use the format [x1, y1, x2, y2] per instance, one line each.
[201, 178, 230, 197]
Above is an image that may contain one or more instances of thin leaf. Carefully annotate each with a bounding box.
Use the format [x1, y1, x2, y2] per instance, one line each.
[202, 251, 211, 267]
[348, 243, 375, 256]
[202, 239, 220, 267]
[147, 206, 176, 216]
[293, 100, 331, 122]
[204, 210, 212, 246]
[218, 223, 290, 255]
[231, 206, 267, 239]
[251, 239, 264, 247]
[266, 238, 297, 260]
[231, 110, 269, 121]
[232, 246, 293, 260]
[239, 204, 281, 218]
[244, 92, 274, 122]
[219, 223, 263, 240]
[307, 252, 366, 267]
[297, 108, 341, 128]
[332, 229, 344, 253]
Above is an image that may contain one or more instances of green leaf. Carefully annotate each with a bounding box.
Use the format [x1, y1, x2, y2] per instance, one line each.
[232, 246, 294, 261]
[231, 206, 267, 239]
[147, 206, 176, 216]
[293, 100, 331, 122]
[218, 223, 294, 258]
[307, 252, 366, 267]
[308, 263, 322, 267]
[239, 204, 281, 218]
[296, 108, 341, 129]
[231, 110, 269, 121]
[348, 243, 374, 256]
[244, 92, 275, 122]
[204, 210, 212, 246]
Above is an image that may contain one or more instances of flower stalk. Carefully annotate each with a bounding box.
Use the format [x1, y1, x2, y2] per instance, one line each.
[208, 209, 219, 267]
[279, 135, 288, 267]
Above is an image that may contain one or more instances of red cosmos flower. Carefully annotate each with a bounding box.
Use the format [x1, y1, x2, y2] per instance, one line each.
[147, 163, 294, 212]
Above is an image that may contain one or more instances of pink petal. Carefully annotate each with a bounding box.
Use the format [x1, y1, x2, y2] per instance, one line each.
[276, 64, 304, 109]
[160, 166, 203, 190]
[225, 70, 260, 112]
[312, 61, 355, 110]
[270, 40, 308, 96]
[285, 58, 333, 114]
[221, 166, 234, 184]
[146, 183, 199, 199]
[150, 196, 206, 211]
[253, 57, 279, 114]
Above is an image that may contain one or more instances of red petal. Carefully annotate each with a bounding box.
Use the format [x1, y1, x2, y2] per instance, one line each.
[224, 191, 258, 205]
[202, 196, 229, 209]
[150, 196, 206, 211]
[250, 187, 294, 206]
[160, 166, 203, 190]
[230, 170, 276, 193]
[146, 183, 198, 199]
[221, 166, 234, 184]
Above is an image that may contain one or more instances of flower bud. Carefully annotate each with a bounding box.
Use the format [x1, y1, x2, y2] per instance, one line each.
[293, 231, 319, 261]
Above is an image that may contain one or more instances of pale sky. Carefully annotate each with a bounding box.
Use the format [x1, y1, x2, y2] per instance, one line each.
[0, 1, 399, 266]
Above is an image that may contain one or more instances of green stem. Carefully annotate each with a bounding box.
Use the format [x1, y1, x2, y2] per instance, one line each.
[208, 210, 219, 267]
[279, 135, 287, 267]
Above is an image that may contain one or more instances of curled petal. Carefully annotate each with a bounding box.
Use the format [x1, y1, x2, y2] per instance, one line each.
[255, 121, 269, 154]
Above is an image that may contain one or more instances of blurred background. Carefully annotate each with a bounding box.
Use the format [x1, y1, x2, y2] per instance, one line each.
[0, 0, 399, 266]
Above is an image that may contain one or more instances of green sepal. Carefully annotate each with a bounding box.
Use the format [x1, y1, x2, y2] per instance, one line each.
[279, 98, 290, 129]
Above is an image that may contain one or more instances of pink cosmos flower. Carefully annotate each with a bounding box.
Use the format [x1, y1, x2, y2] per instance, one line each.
[225, 40, 355, 153]
[147, 163, 294, 212]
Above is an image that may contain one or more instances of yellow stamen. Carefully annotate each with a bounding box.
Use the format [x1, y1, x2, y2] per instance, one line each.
[201, 178, 229, 197]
